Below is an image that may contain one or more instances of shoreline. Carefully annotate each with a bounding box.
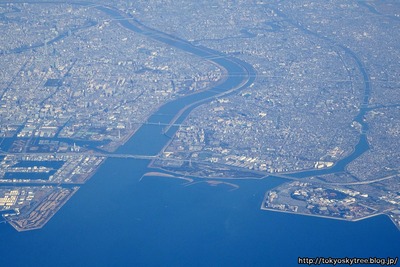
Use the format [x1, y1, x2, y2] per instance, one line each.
[0, 1, 257, 232]
[8, 186, 79, 232]
[260, 204, 383, 223]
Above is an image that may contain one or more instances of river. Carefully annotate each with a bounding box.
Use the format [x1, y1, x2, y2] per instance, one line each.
[0, 2, 399, 266]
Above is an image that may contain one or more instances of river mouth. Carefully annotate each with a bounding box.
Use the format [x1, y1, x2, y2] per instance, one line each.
[0, 1, 399, 266]
[93, 6, 257, 156]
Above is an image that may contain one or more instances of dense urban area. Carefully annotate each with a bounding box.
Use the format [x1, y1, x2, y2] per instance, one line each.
[0, 0, 399, 231]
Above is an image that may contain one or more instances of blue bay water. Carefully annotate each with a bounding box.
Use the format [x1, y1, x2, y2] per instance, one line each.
[0, 3, 399, 266]
[0, 154, 399, 266]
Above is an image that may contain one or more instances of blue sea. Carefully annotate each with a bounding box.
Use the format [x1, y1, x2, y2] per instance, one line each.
[0, 156, 399, 266]
[0, 3, 398, 266]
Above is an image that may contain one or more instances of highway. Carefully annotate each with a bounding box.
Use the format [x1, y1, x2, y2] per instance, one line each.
[0, 151, 158, 160]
